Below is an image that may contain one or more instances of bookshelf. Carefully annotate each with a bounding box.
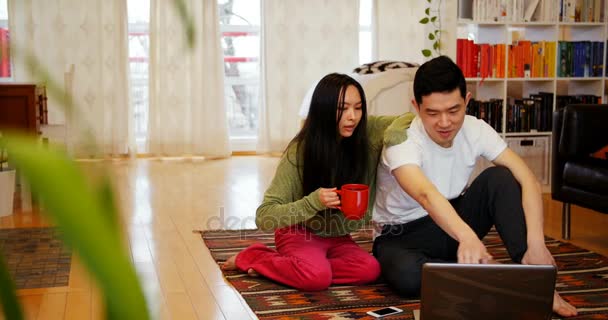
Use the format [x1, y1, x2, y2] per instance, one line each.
[455, 0, 606, 189]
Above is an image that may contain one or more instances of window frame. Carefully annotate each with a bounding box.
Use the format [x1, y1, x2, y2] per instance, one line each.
[219, 16, 262, 152]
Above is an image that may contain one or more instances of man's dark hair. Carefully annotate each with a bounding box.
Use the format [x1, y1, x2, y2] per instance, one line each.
[288, 73, 369, 195]
[413, 55, 466, 104]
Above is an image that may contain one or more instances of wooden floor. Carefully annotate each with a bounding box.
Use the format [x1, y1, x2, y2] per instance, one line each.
[1, 156, 607, 319]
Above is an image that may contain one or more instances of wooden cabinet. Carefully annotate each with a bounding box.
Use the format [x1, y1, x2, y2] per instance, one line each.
[0, 84, 47, 135]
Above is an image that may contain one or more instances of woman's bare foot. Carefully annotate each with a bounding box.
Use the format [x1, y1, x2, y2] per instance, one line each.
[553, 291, 577, 317]
[221, 255, 238, 271]
[221, 255, 259, 277]
[247, 268, 259, 277]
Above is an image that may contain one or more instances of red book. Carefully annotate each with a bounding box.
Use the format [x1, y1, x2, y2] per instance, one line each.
[468, 42, 478, 78]
[465, 40, 473, 77]
[457, 38, 466, 74]
[0, 28, 11, 78]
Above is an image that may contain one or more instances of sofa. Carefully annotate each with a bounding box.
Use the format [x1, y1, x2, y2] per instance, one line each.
[552, 104, 608, 239]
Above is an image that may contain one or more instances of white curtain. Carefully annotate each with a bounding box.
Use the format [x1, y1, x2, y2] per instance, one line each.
[148, 0, 230, 157]
[375, 0, 457, 63]
[257, 0, 360, 153]
[9, 0, 131, 156]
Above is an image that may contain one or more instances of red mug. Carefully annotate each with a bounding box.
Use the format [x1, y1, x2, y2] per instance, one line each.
[336, 184, 369, 220]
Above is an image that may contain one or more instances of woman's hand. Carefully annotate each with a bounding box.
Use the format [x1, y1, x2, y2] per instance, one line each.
[318, 187, 341, 209]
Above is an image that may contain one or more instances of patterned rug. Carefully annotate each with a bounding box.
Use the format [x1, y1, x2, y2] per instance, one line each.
[199, 229, 608, 320]
[0, 227, 72, 289]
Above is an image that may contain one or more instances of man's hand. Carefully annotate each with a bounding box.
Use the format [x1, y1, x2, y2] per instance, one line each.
[318, 187, 340, 209]
[457, 236, 493, 264]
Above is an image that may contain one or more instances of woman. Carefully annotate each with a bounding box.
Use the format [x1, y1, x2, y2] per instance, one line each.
[222, 73, 414, 291]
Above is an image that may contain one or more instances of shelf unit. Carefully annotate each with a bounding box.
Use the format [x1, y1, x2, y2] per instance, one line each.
[456, 0, 607, 188]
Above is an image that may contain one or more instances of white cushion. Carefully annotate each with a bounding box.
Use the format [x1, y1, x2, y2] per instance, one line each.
[298, 68, 418, 118]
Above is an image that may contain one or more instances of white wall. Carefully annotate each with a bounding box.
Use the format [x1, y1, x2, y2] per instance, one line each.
[375, 0, 457, 63]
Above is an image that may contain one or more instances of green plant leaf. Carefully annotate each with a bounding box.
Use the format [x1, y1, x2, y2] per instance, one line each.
[0, 135, 149, 320]
[172, 0, 196, 49]
[435, 29, 440, 34]
[427, 0, 432, 3]
[419, 17, 429, 24]
[0, 253, 23, 320]
[96, 175, 121, 238]
[429, 33, 435, 40]
[422, 49, 432, 57]
[431, 16, 437, 22]
[433, 41, 440, 50]
[425, 8, 430, 15]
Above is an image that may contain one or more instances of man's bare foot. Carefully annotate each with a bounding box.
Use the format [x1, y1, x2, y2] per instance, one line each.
[553, 291, 577, 317]
[521, 246, 577, 316]
[221, 255, 238, 271]
[247, 268, 259, 277]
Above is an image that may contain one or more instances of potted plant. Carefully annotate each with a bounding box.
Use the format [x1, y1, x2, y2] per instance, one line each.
[0, 138, 16, 217]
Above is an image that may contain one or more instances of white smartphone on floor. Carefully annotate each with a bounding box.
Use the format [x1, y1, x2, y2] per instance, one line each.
[366, 306, 403, 318]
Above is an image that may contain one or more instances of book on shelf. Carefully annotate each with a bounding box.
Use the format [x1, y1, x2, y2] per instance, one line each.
[0, 28, 10, 78]
[524, 0, 540, 22]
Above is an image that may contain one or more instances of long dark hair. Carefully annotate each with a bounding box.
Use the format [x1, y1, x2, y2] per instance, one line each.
[287, 73, 369, 195]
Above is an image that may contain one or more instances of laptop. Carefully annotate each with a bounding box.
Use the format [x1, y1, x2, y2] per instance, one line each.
[414, 263, 556, 320]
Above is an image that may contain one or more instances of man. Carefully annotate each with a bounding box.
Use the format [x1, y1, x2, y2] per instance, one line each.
[372, 56, 577, 317]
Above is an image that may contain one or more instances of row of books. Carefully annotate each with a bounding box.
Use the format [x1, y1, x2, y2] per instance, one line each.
[561, 0, 605, 22]
[468, 0, 557, 22]
[508, 94, 601, 133]
[466, 99, 503, 132]
[470, 0, 526, 22]
[558, 41, 605, 77]
[467, 93, 600, 133]
[466, 0, 604, 23]
[508, 41, 556, 78]
[556, 94, 601, 109]
[0, 28, 10, 78]
[506, 93, 553, 133]
[457, 39, 605, 78]
[457, 39, 507, 78]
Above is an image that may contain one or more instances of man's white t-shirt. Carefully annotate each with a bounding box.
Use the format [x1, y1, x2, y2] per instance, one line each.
[373, 115, 507, 226]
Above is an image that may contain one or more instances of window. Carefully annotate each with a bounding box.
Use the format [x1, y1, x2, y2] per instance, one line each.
[219, 0, 261, 151]
[125, 1, 372, 152]
[127, 0, 150, 152]
[0, 0, 11, 81]
[359, 0, 373, 65]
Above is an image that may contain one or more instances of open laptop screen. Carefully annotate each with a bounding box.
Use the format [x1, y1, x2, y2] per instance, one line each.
[419, 263, 556, 320]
